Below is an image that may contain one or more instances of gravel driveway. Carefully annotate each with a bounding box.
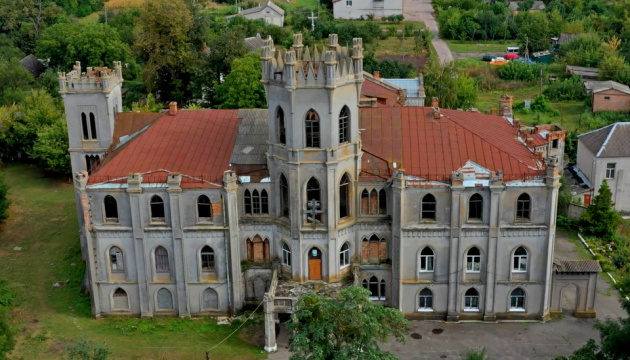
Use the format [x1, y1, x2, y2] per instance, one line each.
[403, 0, 453, 63]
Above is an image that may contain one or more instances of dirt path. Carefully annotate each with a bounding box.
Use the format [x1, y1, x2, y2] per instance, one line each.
[403, 0, 453, 63]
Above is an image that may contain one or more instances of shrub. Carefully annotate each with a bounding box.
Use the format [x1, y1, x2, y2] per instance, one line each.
[65, 339, 111, 360]
[531, 94, 554, 112]
[498, 61, 536, 81]
[543, 76, 586, 101]
[557, 215, 575, 230]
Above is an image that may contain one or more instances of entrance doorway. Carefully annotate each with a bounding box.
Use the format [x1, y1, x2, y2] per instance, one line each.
[308, 247, 322, 280]
[561, 283, 579, 316]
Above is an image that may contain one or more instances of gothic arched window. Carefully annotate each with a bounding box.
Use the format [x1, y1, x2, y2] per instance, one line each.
[516, 193, 531, 220]
[104, 195, 118, 221]
[280, 174, 289, 218]
[339, 173, 350, 219]
[81, 112, 89, 139]
[305, 109, 320, 148]
[306, 178, 322, 222]
[277, 107, 286, 145]
[89, 112, 97, 139]
[197, 195, 212, 220]
[339, 106, 350, 144]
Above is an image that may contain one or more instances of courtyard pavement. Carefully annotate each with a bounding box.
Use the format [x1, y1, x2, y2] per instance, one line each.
[268, 231, 626, 359]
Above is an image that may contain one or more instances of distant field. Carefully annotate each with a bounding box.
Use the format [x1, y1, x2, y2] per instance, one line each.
[105, 0, 146, 8]
[446, 39, 518, 54]
[0, 164, 266, 360]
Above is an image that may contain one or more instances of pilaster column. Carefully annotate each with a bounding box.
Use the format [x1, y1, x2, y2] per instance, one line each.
[543, 157, 561, 321]
[263, 294, 277, 352]
[126, 173, 151, 317]
[448, 172, 464, 322]
[327, 164, 338, 282]
[484, 172, 503, 322]
[391, 170, 405, 310]
[224, 170, 244, 312]
[167, 174, 189, 317]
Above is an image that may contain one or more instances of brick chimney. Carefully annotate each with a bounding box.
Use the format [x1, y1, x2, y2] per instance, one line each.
[169, 102, 178, 116]
[490, 108, 498, 115]
[499, 94, 513, 117]
[373, 71, 381, 79]
[431, 97, 439, 108]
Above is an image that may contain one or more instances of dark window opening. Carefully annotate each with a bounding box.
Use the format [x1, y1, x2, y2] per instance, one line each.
[306, 177, 322, 222]
[339, 106, 350, 144]
[110, 246, 124, 272]
[305, 109, 320, 148]
[89, 112, 97, 139]
[104, 195, 118, 220]
[277, 107, 286, 145]
[244, 189, 252, 214]
[261, 190, 268, 214]
[516, 193, 530, 220]
[198, 195, 212, 219]
[378, 189, 386, 214]
[81, 113, 89, 139]
[150, 195, 165, 220]
[201, 245, 215, 270]
[421, 194, 436, 221]
[280, 174, 289, 217]
[469, 193, 483, 220]
[339, 173, 350, 219]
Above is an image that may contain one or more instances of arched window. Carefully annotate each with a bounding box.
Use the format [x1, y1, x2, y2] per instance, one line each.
[369, 234, 380, 261]
[469, 193, 483, 220]
[244, 189, 252, 214]
[306, 178, 322, 222]
[369, 276, 379, 298]
[419, 247, 434, 272]
[89, 112, 97, 139]
[247, 235, 269, 263]
[202, 288, 219, 310]
[418, 288, 433, 310]
[362, 277, 385, 300]
[339, 173, 350, 219]
[104, 195, 118, 221]
[109, 246, 124, 272]
[510, 288, 525, 310]
[421, 194, 436, 221]
[157, 288, 173, 310]
[280, 174, 289, 218]
[339, 106, 350, 144]
[512, 246, 528, 272]
[150, 195, 165, 221]
[380, 279, 386, 300]
[516, 193, 531, 220]
[261, 190, 269, 214]
[112, 288, 128, 310]
[277, 107, 286, 145]
[464, 288, 479, 310]
[379, 189, 387, 214]
[466, 247, 481, 273]
[340, 242, 350, 267]
[201, 245, 215, 271]
[81, 112, 89, 139]
[370, 189, 378, 214]
[85, 155, 100, 173]
[197, 195, 212, 220]
[252, 190, 261, 214]
[361, 189, 369, 214]
[305, 109, 320, 148]
[155, 246, 169, 272]
[281, 242, 291, 266]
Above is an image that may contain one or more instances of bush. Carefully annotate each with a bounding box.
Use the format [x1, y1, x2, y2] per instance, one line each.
[543, 76, 586, 101]
[531, 94, 554, 112]
[557, 214, 575, 230]
[65, 339, 111, 360]
[498, 61, 536, 81]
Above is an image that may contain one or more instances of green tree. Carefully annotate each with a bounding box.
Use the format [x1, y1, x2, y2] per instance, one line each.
[425, 61, 477, 109]
[288, 286, 408, 360]
[514, 11, 551, 53]
[29, 118, 71, 174]
[599, 54, 626, 81]
[134, 0, 196, 104]
[0, 177, 9, 225]
[561, 33, 605, 67]
[0, 0, 63, 53]
[98, 8, 141, 46]
[0, 278, 15, 359]
[216, 53, 266, 109]
[36, 23, 131, 70]
[579, 179, 618, 239]
[204, 30, 248, 84]
[0, 58, 35, 106]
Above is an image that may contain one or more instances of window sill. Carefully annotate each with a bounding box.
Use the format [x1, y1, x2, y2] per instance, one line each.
[463, 309, 480, 312]
[104, 219, 120, 224]
[340, 264, 350, 269]
[419, 270, 435, 273]
[509, 308, 526, 312]
[417, 308, 433, 312]
[197, 218, 212, 224]
[511, 270, 527, 274]
[369, 297, 386, 301]
[466, 270, 481, 274]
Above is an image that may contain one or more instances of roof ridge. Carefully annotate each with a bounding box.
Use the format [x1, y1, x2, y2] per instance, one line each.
[441, 111, 542, 171]
[577, 122, 616, 138]
[596, 122, 619, 157]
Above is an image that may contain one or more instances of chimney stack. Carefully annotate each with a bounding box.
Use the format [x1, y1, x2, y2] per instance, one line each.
[373, 71, 381, 79]
[431, 97, 439, 108]
[169, 102, 178, 116]
[490, 108, 498, 115]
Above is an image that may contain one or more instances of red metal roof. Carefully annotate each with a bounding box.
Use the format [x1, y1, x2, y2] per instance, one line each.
[359, 107, 545, 182]
[89, 110, 241, 188]
[361, 76, 404, 107]
[529, 133, 548, 147]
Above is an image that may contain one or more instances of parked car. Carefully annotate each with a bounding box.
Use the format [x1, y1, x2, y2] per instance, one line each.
[505, 52, 519, 60]
[482, 54, 493, 62]
[490, 57, 508, 66]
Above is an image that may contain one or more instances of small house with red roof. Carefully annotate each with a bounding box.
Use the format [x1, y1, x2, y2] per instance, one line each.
[62, 34, 599, 348]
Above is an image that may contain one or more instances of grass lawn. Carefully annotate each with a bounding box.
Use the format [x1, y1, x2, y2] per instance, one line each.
[77, 11, 101, 24]
[445, 39, 517, 54]
[0, 163, 266, 360]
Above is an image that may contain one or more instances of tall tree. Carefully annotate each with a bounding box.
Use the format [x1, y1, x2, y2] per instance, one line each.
[0, 0, 63, 53]
[216, 53, 266, 109]
[287, 286, 408, 360]
[29, 118, 70, 174]
[424, 60, 477, 109]
[579, 179, 618, 239]
[134, 0, 196, 104]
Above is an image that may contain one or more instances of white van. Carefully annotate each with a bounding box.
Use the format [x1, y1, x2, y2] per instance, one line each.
[506, 46, 520, 54]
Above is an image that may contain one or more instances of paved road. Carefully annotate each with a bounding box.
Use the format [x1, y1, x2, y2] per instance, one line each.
[267, 231, 625, 359]
[403, 0, 453, 63]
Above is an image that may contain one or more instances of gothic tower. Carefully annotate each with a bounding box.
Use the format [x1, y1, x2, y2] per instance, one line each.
[261, 34, 364, 282]
[59, 61, 123, 174]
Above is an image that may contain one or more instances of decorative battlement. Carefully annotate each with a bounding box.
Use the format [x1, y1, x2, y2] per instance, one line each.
[58, 61, 123, 94]
[261, 34, 363, 88]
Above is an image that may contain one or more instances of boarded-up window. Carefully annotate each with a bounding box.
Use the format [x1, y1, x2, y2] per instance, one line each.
[368, 234, 379, 261]
[155, 246, 169, 272]
[246, 239, 253, 261]
[248, 235, 269, 263]
[157, 288, 173, 310]
[361, 189, 369, 214]
[369, 189, 378, 214]
[379, 238, 387, 261]
[113, 288, 128, 310]
[362, 238, 368, 261]
[202, 288, 218, 310]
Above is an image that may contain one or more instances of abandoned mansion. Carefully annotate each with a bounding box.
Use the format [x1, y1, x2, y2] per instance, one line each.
[60, 33, 600, 327]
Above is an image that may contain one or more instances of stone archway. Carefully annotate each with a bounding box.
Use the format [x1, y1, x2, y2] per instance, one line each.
[560, 283, 579, 315]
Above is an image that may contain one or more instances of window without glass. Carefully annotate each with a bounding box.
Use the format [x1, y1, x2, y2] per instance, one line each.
[197, 195, 212, 220]
[305, 109, 320, 148]
[378, 189, 386, 214]
[418, 288, 433, 310]
[280, 174, 289, 217]
[464, 288, 479, 310]
[510, 288, 525, 310]
[261, 190, 269, 214]
[421, 194, 436, 221]
[201, 245, 215, 270]
[89, 112, 97, 139]
[468, 193, 483, 220]
[157, 288, 173, 310]
[244, 189, 268, 215]
[252, 190, 261, 214]
[339, 174, 350, 219]
[512, 246, 528, 272]
[104, 195, 118, 221]
[606, 163, 616, 179]
[155, 246, 169, 272]
[109, 246, 124, 272]
[466, 246, 481, 272]
[361, 188, 386, 215]
[306, 178, 322, 222]
[339, 106, 350, 144]
[516, 193, 531, 220]
[362, 276, 385, 300]
[81, 113, 89, 139]
[552, 139, 559, 148]
[419, 247, 435, 272]
[150, 195, 165, 220]
[277, 107, 286, 145]
[340, 242, 350, 267]
[282, 242, 291, 266]
[85, 155, 100, 173]
[244, 189, 252, 214]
